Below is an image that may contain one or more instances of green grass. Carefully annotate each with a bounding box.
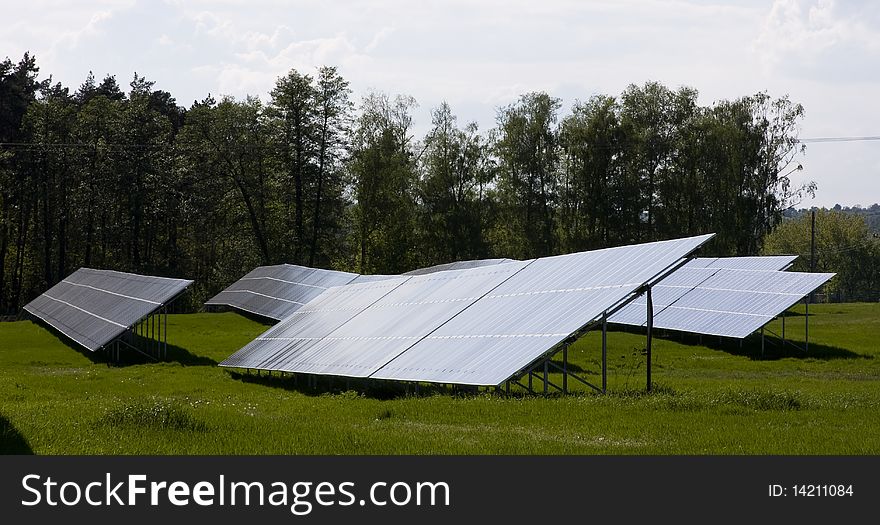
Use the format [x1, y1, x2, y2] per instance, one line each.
[1, 305, 879, 454]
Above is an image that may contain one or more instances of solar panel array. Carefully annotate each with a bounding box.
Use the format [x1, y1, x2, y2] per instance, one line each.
[205, 264, 360, 320]
[220, 234, 714, 385]
[23, 268, 193, 351]
[686, 255, 798, 272]
[402, 258, 517, 276]
[645, 269, 834, 338]
[610, 256, 798, 329]
[609, 255, 833, 338]
[206, 259, 518, 320]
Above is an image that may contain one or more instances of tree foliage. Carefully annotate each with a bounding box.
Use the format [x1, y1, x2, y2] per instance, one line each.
[763, 211, 880, 301]
[1, 52, 843, 313]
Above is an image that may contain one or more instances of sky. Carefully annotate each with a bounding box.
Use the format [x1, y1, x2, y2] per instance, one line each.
[3, 0, 878, 207]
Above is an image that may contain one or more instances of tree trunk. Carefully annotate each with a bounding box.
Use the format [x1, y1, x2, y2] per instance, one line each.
[0, 216, 8, 312]
[309, 119, 328, 267]
[11, 197, 30, 308]
[41, 159, 53, 286]
[294, 130, 304, 265]
[57, 157, 68, 280]
[232, 175, 271, 265]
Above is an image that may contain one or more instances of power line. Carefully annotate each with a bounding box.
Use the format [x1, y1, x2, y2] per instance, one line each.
[797, 136, 880, 144]
[2, 134, 880, 150]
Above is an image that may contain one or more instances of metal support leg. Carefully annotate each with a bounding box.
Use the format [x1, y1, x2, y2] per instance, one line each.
[528, 370, 533, 393]
[602, 312, 608, 394]
[562, 346, 568, 394]
[761, 326, 765, 357]
[782, 312, 786, 343]
[543, 359, 549, 395]
[646, 287, 653, 393]
[805, 299, 810, 352]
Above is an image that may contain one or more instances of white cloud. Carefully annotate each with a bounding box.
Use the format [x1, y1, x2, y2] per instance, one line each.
[754, 0, 880, 81]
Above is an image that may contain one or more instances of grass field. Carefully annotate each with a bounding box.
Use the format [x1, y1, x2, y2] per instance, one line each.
[1, 303, 878, 454]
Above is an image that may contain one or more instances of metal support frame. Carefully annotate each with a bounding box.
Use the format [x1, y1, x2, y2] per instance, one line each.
[499, 252, 702, 397]
[529, 369, 562, 394]
[805, 297, 810, 352]
[103, 298, 176, 365]
[546, 360, 600, 392]
[602, 312, 608, 393]
[116, 338, 158, 361]
[543, 359, 548, 395]
[646, 286, 653, 393]
[760, 326, 765, 357]
[562, 346, 568, 394]
[782, 312, 785, 343]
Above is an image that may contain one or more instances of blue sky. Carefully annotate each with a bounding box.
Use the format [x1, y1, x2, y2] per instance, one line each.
[3, 0, 878, 207]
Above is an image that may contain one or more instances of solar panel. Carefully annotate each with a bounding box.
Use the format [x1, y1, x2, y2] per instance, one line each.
[688, 256, 797, 271]
[609, 256, 799, 329]
[23, 268, 192, 351]
[206, 260, 516, 320]
[609, 266, 834, 338]
[347, 274, 399, 284]
[219, 276, 410, 369]
[205, 264, 359, 320]
[261, 262, 531, 377]
[221, 234, 714, 386]
[402, 258, 517, 276]
[648, 269, 834, 338]
[372, 235, 713, 385]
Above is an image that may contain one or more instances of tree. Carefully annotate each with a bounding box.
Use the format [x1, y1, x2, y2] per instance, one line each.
[72, 79, 123, 268]
[702, 93, 812, 255]
[557, 95, 627, 250]
[348, 92, 418, 273]
[619, 82, 698, 241]
[308, 66, 352, 267]
[492, 92, 560, 258]
[417, 102, 489, 264]
[177, 95, 274, 266]
[21, 81, 79, 288]
[763, 210, 880, 301]
[0, 53, 45, 312]
[270, 69, 316, 263]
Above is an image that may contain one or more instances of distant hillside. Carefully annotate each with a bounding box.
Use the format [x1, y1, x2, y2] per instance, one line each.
[784, 204, 880, 234]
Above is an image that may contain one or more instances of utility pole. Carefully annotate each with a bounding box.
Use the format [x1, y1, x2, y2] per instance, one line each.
[810, 209, 816, 274]
[808, 209, 816, 352]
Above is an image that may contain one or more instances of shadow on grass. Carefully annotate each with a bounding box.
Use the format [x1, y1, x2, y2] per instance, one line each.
[546, 359, 588, 373]
[0, 414, 33, 455]
[107, 336, 218, 367]
[225, 369, 608, 400]
[205, 306, 276, 327]
[25, 318, 216, 367]
[225, 369, 499, 400]
[648, 329, 869, 361]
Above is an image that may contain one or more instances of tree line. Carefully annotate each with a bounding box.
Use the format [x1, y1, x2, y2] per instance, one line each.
[764, 209, 880, 302]
[1, 52, 815, 313]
